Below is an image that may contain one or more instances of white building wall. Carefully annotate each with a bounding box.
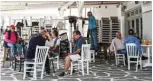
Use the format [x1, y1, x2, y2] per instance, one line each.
[124, 1, 152, 41]
[141, 2, 152, 40]
[124, 1, 141, 11]
[93, 5, 119, 20]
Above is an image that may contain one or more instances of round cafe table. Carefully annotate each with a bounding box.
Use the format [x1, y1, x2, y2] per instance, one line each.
[141, 44, 152, 67]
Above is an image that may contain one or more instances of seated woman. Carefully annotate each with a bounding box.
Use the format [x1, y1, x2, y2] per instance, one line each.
[45, 30, 60, 75]
[46, 30, 60, 57]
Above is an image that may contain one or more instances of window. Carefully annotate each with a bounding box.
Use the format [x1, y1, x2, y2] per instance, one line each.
[140, 17, 143, 38]
[131, 11, 134, 16]
[136, 18, 139, 36]
[125, 12, 130, 18]
[132, 20, 135, 29]
[139, 8, 142, 14]
[135, 9, 139, 15]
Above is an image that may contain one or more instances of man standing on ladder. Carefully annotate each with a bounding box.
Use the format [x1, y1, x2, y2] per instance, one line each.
[79, 11, 98, 52]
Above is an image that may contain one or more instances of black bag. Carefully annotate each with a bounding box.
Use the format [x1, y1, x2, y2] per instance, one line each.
[3, 41, 8, 47]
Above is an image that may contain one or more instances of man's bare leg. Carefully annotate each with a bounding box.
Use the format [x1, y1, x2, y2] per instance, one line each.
[59, 54, 71, 76]
[64, 55, 70, 72]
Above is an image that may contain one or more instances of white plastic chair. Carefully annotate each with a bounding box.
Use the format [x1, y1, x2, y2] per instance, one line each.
[48, 43, 60, 71]
[112, 42, 125, 66]
[126, 43, 142, 72]
[49, 55, 60, 71]
[70, 44, 91, 76]
[85, 41, 95, 63]
[23, 46, 49, 80]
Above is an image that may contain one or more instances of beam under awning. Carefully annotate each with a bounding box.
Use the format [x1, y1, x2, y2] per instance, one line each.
[58, 1, 75, 16]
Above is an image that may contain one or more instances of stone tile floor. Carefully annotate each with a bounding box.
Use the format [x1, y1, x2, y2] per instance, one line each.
[1, 59, 152, 81]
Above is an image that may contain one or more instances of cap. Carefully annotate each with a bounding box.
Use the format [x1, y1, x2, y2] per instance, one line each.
[10, 25, 15, 29]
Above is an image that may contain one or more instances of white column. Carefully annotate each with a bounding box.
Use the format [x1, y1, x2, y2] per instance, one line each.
[77, 1, 84, 36]
[29, 16, 32, 26]
[9, 16, 11, 25]
[118, 4, 125, 38]
[23, 17, 26, 28]
[119, 16, 125, 38]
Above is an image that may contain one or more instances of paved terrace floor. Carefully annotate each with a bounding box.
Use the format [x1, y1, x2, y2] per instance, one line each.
[1, 58, 152, 81]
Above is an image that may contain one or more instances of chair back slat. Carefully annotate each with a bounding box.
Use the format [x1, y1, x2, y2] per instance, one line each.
[126, 43, 139, 57]
[81, 44, 91, 61]
[34, 46, 49, 63]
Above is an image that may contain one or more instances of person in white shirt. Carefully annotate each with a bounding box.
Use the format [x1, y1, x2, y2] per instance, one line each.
[110, 32, 126, 54]
[45, 30, 60, 75]
[45, 30, 60, 57]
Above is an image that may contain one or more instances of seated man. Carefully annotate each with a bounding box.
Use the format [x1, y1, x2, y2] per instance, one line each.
[110, 32, 126, 54]
[25, 31, 48, 59]
[25, 31, 48, 77]
[5, 25, 23, 58]
[124, 29, 148, 60]
[59, 30, 86, 76]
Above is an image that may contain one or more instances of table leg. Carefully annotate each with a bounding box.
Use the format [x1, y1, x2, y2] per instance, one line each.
[143, 46, 152, 68]
[147, 47, 150, 63]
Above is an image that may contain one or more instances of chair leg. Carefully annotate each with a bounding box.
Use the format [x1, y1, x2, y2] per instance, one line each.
[115, 58, 118, 65]
[33, 64, 37, 80]
[123, 55, 125, 66]
[19, 60, 22, 72]
[87, 61, 89, 75]
[70, 62, 73, 75]
[23, 63, 26, 80]
[128, 58, 130, 70]
[136, 58, 139, 72]
[51, 60, 55, 73]
[41, 64, 45, 79]
[2, 48, 7, 67]
[49, 59, 51, 70]
[140, 57, 142, 70]
[14, 58, 16, 71]
[81, 62, 84, 76]
[57, 57, 59, 70]
[93, 52, 95, 62]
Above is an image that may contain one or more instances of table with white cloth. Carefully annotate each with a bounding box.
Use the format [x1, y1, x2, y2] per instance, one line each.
[141, 45, 152, 67]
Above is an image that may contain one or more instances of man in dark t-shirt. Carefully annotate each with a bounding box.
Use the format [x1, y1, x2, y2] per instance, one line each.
[26, 32, 47, 59]
[59, 30, 86, 76]
[25, 31, 48, 77]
